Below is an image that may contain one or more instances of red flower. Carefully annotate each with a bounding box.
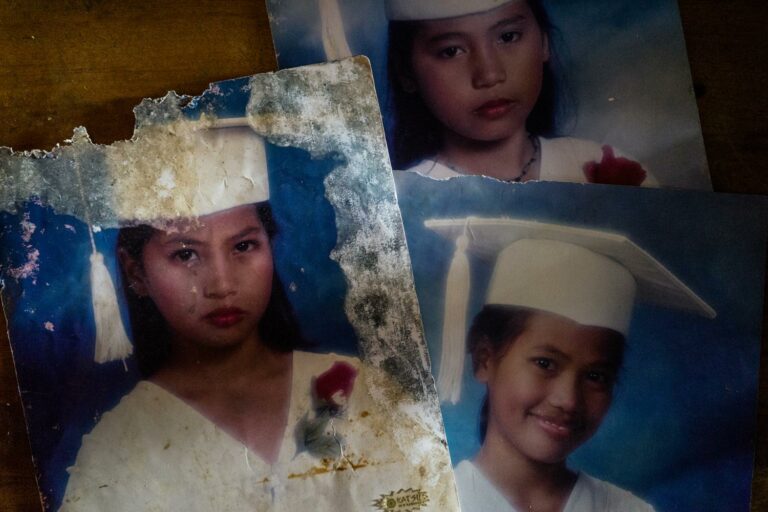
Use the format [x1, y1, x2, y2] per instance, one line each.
[314, 361, 358, 409]
[583, 145, 647, 186]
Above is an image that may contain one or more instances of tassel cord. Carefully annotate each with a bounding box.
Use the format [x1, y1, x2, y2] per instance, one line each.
[319, 0, 353, 61]
[436, 225, 472, 404]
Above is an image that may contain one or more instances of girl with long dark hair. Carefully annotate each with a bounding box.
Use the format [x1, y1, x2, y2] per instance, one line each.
[60, 122, 454, 511]
[386, 0, 653, 186]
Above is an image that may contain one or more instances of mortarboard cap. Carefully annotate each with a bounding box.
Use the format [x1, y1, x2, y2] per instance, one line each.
[425, 216, 716, 403]
[386, 0, 520, 21]
[111, 117, 269, 225]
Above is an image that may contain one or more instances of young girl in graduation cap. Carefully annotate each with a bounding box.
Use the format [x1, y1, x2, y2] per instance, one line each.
[60, 121, 455, 511]
[427, 217, 714, 511]
[385, 0, 653, 186]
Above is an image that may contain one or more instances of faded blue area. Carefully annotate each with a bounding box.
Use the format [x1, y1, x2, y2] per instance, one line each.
[267, 0, 709, 189]
[0, 206, 139, 507]
[395, 173, 766, 512]
[266, 144, 360, 356]
[1, 89, 359, 509]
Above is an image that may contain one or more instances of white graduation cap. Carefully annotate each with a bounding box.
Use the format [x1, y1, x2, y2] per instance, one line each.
[91, 117, 269, 364]
[425, 216, 716, 404]
[385, 0, 520, 21]
[313, 1, 523, 61]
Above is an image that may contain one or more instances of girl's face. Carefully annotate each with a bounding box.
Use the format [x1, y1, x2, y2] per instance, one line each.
[406, 1, 549, 145]
[123, 205, 274, 352]
[475, 310, 621, 466]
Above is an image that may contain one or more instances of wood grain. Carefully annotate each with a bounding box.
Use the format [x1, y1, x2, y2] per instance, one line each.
[678, 0, 768, 196]
[1, 0, 766, 510]
[0, 0, 277, 151]
[676, 2, 768, 509]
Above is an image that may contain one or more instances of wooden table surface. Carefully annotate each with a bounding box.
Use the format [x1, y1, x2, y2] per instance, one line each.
[1, 1, 766, 510]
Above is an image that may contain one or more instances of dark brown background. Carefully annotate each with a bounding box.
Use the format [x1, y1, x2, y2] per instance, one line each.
[0, 0, 766, 510]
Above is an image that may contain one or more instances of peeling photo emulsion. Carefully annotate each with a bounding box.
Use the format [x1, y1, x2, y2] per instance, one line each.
[267, 0, 711, 190]
[395, 172, 767, 512]
[0, 58, 459, 512]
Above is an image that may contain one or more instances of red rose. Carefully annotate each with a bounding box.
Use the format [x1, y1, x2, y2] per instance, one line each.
[314, 361, 358, 409]
[583, 145, 647, 186]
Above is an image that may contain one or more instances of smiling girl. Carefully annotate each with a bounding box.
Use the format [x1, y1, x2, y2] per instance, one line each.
[460, 306, 644, 511]
[387, 0, 652, 186]
[426, 217, 715, 511]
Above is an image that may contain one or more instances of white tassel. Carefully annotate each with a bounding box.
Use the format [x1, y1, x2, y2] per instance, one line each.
[90, 251, 133, 364]
[436, 231, 471, 404]
[319, 0, 352, 61]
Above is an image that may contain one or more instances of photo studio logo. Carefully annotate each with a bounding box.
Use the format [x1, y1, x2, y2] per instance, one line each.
[373, 488, 429, 511]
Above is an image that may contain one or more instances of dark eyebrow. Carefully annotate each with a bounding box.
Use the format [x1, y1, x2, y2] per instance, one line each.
[161, 235, 202, 247]
[227, 225, 263, 243]
[160, 225, 262, 247]
[530, 344, 571, 361]
[491, 15, 528, 31]
[532, 343, 621, 369]
[426, 15, 528, 44]
[426, 31, 468, 44]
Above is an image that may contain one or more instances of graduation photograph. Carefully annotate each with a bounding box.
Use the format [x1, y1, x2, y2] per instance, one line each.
[267, 0, 711, 190]
[0, 58, 459, 512]
[395, 171, 768, 512]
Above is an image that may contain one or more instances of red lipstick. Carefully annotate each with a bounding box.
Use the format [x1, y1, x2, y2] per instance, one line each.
[203, 307, 245, 328]
[474, 98, 514, 120]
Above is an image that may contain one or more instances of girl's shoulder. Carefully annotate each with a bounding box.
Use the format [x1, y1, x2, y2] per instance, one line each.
[538, 136, 604, 183]
[293, 349, 361, 371]
[400, 158, 460, 179]
[70, 380, 209, 461]
[81, 381, 177, 438]
[61, 381, 210, 510]
[539, 137, 657, 187]
[453, 460, 518, 511]
[568, 472, 656, 512]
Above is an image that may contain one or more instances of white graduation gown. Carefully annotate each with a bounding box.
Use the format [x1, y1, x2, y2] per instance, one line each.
[60, 351, 458, 511]
[405, 137, 658, 186]
[454, 460, 655, 512]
